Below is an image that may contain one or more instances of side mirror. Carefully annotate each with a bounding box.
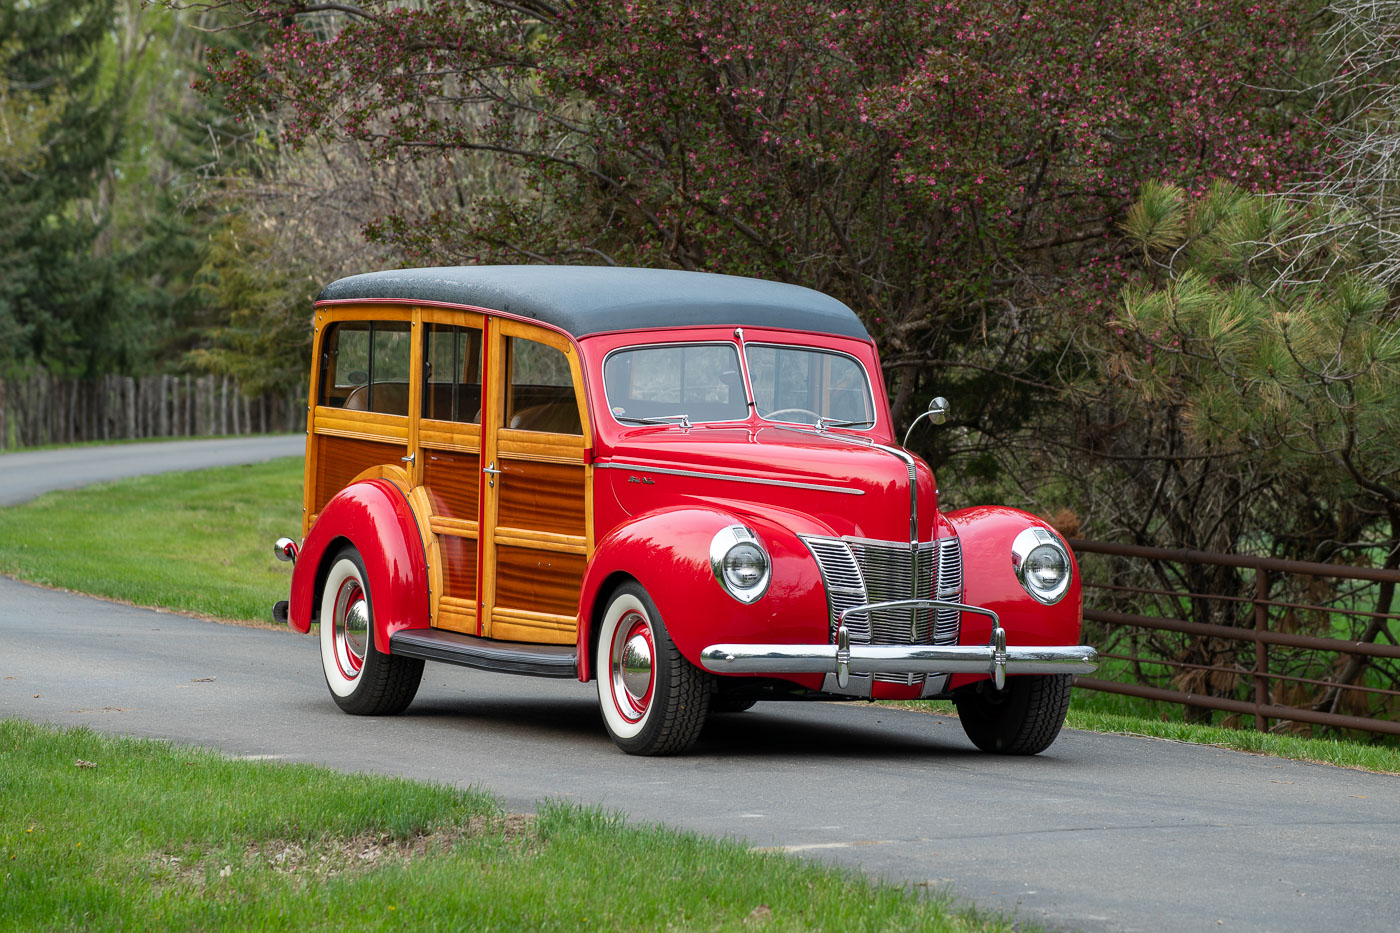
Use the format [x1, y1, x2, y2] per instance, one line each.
[902, 396, 950, 448]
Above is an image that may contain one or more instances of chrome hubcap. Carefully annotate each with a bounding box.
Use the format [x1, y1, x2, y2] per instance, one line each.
[611, 610, 654, 723]
[620, 633, 653, 701]
[333, 578, 368, 680]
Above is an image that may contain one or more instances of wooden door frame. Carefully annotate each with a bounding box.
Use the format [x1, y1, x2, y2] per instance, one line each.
[412, 308, 487, 635]
[479, 318, 594, 643]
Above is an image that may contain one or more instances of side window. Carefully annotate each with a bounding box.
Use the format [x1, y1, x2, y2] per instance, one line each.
[318, 320, 411, 415]
[423, 323, 483, 423]
[503, 337, 581, 434]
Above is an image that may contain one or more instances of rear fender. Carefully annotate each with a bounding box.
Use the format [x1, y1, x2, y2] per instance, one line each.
[946, 505, 1083, 689]
[576, 507, 829, 682]
[287, 479, 430, 650]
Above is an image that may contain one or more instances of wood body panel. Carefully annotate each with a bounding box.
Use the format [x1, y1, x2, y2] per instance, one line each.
[313, 434, 405, 513]
[494, 545, 585, 619]
[303, 302, 594, 647]
[423, 450, 481, 521]
[497, 458, 585, 538]
[439, 534, 479, 604]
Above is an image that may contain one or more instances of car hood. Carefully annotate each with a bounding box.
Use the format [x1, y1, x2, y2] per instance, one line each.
[600, 424, 939, 542]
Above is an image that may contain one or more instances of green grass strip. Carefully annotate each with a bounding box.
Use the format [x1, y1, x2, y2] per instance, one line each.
[0, 457, 301, 623]
[1063, 709, 1400, 773]
[0, 720, 1007, 932]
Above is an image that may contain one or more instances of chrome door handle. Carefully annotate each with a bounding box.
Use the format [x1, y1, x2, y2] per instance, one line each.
[483, 461, 503, 487]
[401, 452, 415, 465]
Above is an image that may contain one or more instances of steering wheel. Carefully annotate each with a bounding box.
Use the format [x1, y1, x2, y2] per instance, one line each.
[764, 408, 821, 424]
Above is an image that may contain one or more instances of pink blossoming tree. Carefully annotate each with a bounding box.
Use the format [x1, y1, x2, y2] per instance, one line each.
[198, 0, 1320, 432]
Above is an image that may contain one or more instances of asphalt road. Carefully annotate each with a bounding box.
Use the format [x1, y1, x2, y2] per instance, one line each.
[3, 438, 1399, 932]
[0, 435, 305, 505]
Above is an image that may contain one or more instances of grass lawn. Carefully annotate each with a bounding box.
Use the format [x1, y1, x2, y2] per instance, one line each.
[0, 457, 302, 624]
[0, 720, 1005, 932]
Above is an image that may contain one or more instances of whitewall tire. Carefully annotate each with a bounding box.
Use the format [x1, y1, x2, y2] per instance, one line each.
[596, 582, 711, 755]
[317, 546, 423, 715]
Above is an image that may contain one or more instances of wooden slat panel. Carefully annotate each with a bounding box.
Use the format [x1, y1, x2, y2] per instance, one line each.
[435, 599, 477, 635]
[314, 407, 410, 441]
[498, 459, 585, 537]
[497, 429, 586, 461]
[423, 451, 480, 522]
[439, 533, 478, 605]
[314, 435, 403, 513]
[420, 422, 481, 452]
[494, 530, 587, 555]
[490, 613, 575, 646]
[494, 545, 584, 619]
[429, 517, 479, 537]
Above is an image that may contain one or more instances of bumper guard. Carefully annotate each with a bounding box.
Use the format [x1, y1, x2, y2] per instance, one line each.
[699, 598, 1098, 689]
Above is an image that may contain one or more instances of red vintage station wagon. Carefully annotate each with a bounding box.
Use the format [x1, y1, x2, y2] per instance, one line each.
[274, 266, 1097, 755]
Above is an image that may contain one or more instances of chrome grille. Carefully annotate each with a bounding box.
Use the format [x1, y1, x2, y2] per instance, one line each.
[935, 536, 962, 642]
[802, 535, 964, 654]
[846, 540, 940, 643]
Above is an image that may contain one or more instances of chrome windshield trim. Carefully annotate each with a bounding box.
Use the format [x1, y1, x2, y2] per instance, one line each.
[594, 461, 865, 496]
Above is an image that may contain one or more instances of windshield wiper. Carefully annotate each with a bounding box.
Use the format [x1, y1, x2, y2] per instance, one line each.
[615, 413, 692, 428]
[817, 417, 874, 431]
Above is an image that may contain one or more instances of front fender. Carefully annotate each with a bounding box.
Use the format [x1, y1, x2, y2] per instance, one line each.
[947, 505, 1083, 689]
[576, 506, 829, 682]
[288, 479, 429, 651]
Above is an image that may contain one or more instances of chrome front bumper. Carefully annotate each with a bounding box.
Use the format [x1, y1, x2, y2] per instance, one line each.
[699, 598, 1098, 689]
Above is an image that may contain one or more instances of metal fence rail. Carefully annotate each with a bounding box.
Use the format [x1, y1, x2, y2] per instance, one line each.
[1067, 539, 1400, 736]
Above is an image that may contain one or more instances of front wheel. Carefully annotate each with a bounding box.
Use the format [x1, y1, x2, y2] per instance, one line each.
[596, 582, 711, 755]
[953, 674, 1072, 755]
[319, 546, 423, 715]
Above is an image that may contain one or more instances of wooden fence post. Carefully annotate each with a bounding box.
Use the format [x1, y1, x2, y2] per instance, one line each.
[1254, 569, 1270, 733]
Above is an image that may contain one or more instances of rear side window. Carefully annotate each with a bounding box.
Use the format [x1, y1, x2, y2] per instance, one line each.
[318, 320, 412, 415]
[423, 323, 483, 423]
[603, 343, 748, 424]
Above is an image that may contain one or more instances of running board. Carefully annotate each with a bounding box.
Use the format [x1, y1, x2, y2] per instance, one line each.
[389, 629, 578, 679]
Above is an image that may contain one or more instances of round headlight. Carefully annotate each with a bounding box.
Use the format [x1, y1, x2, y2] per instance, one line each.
[710, 526, 771, 603]
[723, 542, 768, 589]
[1011, 528, 1072, 605]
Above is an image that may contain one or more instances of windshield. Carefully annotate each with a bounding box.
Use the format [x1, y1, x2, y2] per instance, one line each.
[604, 343, 750, 424]
[746, 344, 875, 427]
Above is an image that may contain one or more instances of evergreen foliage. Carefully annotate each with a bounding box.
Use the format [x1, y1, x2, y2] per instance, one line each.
[0, 0, 125, 377]
[1117, 182, 1400, 540]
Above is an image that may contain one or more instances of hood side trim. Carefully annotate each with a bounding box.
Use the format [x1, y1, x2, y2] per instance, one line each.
[595, 461, 865, 496]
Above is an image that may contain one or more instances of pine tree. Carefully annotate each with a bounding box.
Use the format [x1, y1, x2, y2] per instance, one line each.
[0, 0, 127, 378]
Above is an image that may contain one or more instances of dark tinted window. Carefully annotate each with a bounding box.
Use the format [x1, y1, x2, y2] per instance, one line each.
[318, 320, 411, 415]
[422, 323, 483, 423]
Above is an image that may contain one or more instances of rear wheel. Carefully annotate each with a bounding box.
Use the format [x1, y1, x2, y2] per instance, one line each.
[953, 674, 1072, 755]
[319, 546, 423, 715]
[596, 582, 711, 755]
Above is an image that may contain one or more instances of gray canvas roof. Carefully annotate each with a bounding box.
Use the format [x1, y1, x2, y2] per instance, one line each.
[316, 266, 870, 340]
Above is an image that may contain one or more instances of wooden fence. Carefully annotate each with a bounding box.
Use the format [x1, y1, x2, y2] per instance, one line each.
[0, 370, 306, 450]
[1070, 539, 1400, 737]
